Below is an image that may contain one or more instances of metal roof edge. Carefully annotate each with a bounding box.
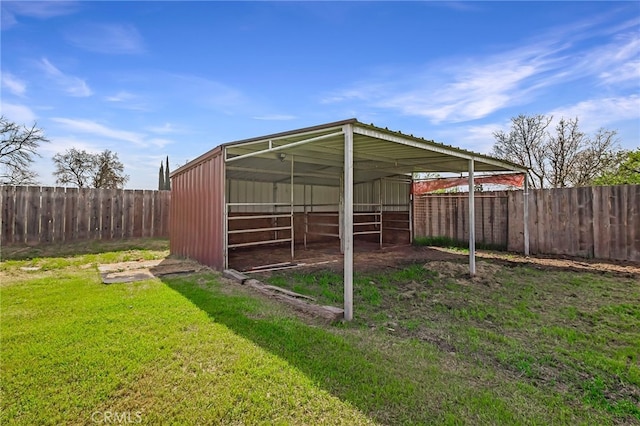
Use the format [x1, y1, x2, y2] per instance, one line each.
[170, 145, 223, 178]
[353, 121, 527, 173]
[222, 118, 358, 148]
[170, 119, 359, 177]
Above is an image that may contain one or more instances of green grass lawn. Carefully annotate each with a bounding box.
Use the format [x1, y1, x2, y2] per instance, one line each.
[2, 240, 639, 425]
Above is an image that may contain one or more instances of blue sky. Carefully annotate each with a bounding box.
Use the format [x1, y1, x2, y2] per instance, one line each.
[2, 1, 639, 189]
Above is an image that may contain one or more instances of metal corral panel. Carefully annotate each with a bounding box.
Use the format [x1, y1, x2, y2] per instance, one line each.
[354, 179, 410, 212]
[170, 147, 224, 269]
[227, 180, 339, 213]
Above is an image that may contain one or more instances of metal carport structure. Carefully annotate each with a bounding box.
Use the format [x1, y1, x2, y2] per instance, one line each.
[170, 118, 528, 320]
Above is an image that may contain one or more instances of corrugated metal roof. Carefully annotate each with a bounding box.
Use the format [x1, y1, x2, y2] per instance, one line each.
[172, 118, 527, 185]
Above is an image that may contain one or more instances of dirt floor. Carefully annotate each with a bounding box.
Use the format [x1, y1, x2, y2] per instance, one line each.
[229, 240, 640, 278]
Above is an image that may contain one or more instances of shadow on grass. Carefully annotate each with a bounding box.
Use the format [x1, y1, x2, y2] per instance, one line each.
[0, 238, 169, 261]
[162, 273, 436, 424]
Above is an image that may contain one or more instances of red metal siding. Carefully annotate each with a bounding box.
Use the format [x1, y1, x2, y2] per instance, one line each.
[170, 147, 225, 269]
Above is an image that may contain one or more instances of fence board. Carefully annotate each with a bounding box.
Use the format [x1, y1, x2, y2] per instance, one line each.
[76, 188, 89, 240]
[53, 187, 65, 242]
[1, 186, 170, 246]
[629, 186, 640, 262]
[13, 186, 27, 244]
[133, 190, 144, 238]
[100, 189, 114, 240]
[112, 189, 123, 239]
[2, 186, 15, 244]
[414, 185, 639, 262]
[40, 187, 54, 243]
[123, 190, 134, 239]
[64, 188, 77, 242]
[26, 186, 41, 244]
[143, 190, 154, 238]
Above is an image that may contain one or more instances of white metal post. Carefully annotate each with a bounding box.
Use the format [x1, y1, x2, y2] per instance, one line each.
[523, 173, 530, 256]
[290, 155, 295, 260]
[468, 159, 476, 276]
[343, 124, 354, 321]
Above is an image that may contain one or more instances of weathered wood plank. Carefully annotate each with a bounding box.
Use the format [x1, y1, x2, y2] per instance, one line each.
[133, 190, 144, 238]
[52, 187, 65, 243]
[143, 190, 153, 238]
[2, 186, 15, 245]
[76, 188, 90, 240]
[629, 185, 640, 262]
[40, 186, 54, 243]
[112, 189, 123, 239]
[64, 187, 77, 242]
[26, 186, 41, 244]
[13, 186, 27, 244]
[101, 189, 114, 240]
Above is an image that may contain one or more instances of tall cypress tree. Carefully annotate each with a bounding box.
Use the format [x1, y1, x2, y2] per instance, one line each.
[158, 162, 165, 190]
[164, 156, 171, 190]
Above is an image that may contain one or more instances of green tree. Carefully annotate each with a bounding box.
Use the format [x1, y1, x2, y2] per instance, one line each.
[593, 149, 640, 185]
[164, 156, 170, 190]
[0, 116, 48, 185]
[158, 161, 165, 190]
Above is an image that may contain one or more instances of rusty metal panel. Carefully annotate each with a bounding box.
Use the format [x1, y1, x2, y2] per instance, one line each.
[170, 146, 225, 270]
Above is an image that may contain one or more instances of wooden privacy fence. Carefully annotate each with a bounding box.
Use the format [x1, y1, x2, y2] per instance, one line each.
[1, 186, 171, 245]
[413, 185, 640, 262]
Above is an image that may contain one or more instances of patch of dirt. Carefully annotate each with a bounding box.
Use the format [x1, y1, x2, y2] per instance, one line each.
[98, 258, 206, 284]
[424, 260, 502, 287]
[230, 241, 640, 278]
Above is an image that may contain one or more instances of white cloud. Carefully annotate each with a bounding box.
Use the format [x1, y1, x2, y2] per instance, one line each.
[323, 14, 639, 124]
[105, 91, 136, 102]
[104, 90, 150, 111]
[146, 123, 177, 134]
[52, 118, 146, 146]
[39, 58, 92, 97]
[39, 136, 101, 156]
[1, 72, 26, 96]
[252, 114, 297, 121]
[547, 95, 640, 132]
[1, 1, 78, 30]
[66, 23, 145, 54]
[0, 102, 36, 123]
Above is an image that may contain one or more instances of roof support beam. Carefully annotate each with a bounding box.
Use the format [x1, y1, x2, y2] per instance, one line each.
[225, 131, 344, 163]
[343, 123, 354, 321]
[468, 159, 476, 276]
[524, 174, 530, 256]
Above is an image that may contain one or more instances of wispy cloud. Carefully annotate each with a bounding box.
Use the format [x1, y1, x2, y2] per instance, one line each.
[51, 117, 177, 149]
[66, 23, 145, 54]
[104, 90, 150, 111]
[39, 58, 92, 97]
[146, 123, 178, 134]
[252, 114, 297, 121]
[52, 118, 146, 146]
[547, 95, 640, 132]
[323, 15, 639, 124]
[1, 72, 27, 96]
[0, 102, 37, 123]
[1, 1, 78, 30]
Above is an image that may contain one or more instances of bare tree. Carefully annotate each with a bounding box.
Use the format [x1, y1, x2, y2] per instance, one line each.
[53, 148, 128, 188]
[492, 114, 621, 188]
[92, 150, 128, 189]
[547, 117, 584, 188]
[568, 128, 620, 187]
[492, 114, 551, 189]
[1, 116, 48, 185]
